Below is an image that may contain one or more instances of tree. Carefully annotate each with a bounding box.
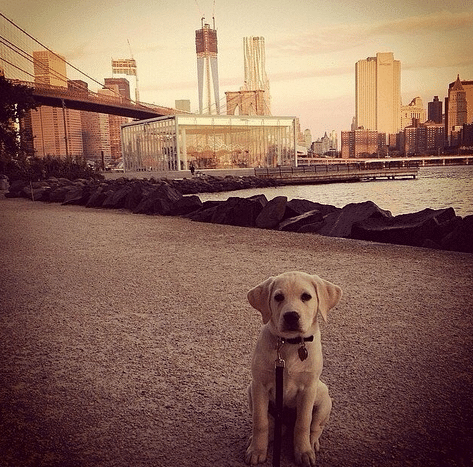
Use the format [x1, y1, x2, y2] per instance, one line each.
[0, 76, 37, 160]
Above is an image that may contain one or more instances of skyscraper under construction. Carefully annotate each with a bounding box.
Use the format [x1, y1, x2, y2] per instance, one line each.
[195, 18, 220, 114]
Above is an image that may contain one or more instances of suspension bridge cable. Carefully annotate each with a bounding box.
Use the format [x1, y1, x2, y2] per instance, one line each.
[0, 12, 106, 89]
[0, 35, 91, 93]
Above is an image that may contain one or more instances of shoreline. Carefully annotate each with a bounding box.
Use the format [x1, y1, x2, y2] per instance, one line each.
[1, 198, 473, 466]
[101, 160, 473, 181]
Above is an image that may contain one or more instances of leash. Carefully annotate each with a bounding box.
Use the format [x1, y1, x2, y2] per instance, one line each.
[273, 339, 285, 467]
[273, 336, 313, 467]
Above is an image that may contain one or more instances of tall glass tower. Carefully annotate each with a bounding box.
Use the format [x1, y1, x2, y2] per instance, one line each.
[195, 18, 220, 115]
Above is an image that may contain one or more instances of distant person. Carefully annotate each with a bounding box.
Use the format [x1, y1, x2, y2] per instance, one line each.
[190, 163, 195, 176]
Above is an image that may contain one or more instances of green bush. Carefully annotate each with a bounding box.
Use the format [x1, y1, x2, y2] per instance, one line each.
[0, 154, 103, 182]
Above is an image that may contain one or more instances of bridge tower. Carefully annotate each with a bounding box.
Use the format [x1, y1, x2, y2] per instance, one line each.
[195, 17, 220, 114]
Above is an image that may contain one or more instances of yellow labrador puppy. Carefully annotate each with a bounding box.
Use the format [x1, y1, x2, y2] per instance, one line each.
[246, 271, 342, 466]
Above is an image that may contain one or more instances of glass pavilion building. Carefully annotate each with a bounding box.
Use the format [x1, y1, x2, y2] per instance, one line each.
[121, 115, 297, 172]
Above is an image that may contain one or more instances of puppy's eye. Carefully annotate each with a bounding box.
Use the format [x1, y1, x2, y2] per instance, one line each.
[274, 293, 285, 303]
[301, 293, 312, 302]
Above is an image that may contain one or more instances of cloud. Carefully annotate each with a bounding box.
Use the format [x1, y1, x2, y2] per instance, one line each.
[266, 10, 473, 57]
[270, 66, 353, 82]
[402, 51, 473, 71]
[369, 10, 473, 36]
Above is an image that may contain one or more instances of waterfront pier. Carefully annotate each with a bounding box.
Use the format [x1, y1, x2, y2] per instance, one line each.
[254, 163, 419, 184]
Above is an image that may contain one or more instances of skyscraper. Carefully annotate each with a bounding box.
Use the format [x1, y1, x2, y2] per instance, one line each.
[26, 50, 83, 157]
[104, 78, 131, 162]
[355, 52, 401, 137]
[195, 18, 220, 114]
[242, 36, 271, 114]
[446, 75, 470, 136]
[428, 96, 443, 124]
[111, 58, 139, 102]
[401, 97, 426, 130]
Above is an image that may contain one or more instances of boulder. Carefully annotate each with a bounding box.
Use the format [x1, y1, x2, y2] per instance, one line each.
[247, 194, 268, 207]
[21, 183, 51, 201]
[440, 215, 473, 253]
[351, 207, 457, 247]
[285, 198, 339, 219]
[5, 180, 28, 198]
[210, 196, 266, 227]
[47, 185, 73, 203]
[255, 196, 288, 229]
[62, 184, 86, 205]
[279, 210, 325, 232]
[170, 195, 203, 215]
[123, 182, 150, 211]
[185, 201, 226, 222]
[0, 174, 9, 191]
[102, 185, 133, 209]
[315, 201, 392, 238]
[132, 183, 183, 215]
[297, 221, 327, 234]
[86, 185, 110, 208]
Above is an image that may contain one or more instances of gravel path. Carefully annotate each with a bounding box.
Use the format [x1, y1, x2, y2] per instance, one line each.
[1, 197, 472, 467]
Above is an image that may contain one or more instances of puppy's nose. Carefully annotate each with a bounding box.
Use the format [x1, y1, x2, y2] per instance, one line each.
[283, 311, 300, 327]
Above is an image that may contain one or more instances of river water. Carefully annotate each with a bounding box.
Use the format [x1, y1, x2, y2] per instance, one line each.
[199, 165, 473, 217]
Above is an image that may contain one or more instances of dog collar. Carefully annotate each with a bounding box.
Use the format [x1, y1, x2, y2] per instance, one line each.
[280, 335, 314, 345]
[277, 335, 314, 361]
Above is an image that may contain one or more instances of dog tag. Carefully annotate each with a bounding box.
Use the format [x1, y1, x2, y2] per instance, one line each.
[298, 345, 308, 361]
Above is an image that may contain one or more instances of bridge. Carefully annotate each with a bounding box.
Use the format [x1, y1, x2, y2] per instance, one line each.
[11, 80, 176, 120]
[0, 12, 181, 119]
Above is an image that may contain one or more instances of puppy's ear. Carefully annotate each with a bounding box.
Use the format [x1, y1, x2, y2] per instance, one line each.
[311, 275, 342, 322]
[247, 277, 274, 324]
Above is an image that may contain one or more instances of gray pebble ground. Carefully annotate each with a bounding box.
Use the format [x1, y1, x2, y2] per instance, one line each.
[1, 197, 472, 467]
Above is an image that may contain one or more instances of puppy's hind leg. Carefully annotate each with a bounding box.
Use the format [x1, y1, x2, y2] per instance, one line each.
[310, 380, 332, 452]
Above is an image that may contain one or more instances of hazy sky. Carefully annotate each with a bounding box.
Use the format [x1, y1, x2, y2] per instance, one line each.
[2, 0, 473, 138]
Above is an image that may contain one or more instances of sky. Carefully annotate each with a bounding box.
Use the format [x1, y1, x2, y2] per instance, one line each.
[2, 0, 473, 139]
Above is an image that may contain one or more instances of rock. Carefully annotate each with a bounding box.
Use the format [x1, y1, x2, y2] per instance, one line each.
[170, 195, 203, 216]
[133, 183, 183, 215]
[0, 174, 9, 191]
[351, 207, 457, 247]
[185, 201, 226, 222]
[21, 183, 51, 201]
[298, 221, 327, 234]
[279, 210, 325, 232]
[102, 185, 133, 209]
[48, 185, 72, 203]
[285, 198, 339, 218]
[86, 185, 109, 208]
[440, 215, 473, 253]
[210, 196, 266, 227]
[247, 194, 268, 207]
[62, 184, 87, 205]
[255, 196, 287, 229]
[5, 180, 28, 198]
[123, 182, 150, 211]
[316, 201, 392, 238]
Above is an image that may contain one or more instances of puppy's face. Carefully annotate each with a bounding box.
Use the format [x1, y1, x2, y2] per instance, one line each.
[248, 271, 342, 337]
[270, 274, 318, 336]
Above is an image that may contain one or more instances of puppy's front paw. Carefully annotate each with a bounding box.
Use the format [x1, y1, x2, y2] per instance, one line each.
[245, 444, 267, 465]
[294, 446, 316, 466]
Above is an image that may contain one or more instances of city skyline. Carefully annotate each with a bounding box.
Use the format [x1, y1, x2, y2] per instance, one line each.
[2, 0, 472, 138]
